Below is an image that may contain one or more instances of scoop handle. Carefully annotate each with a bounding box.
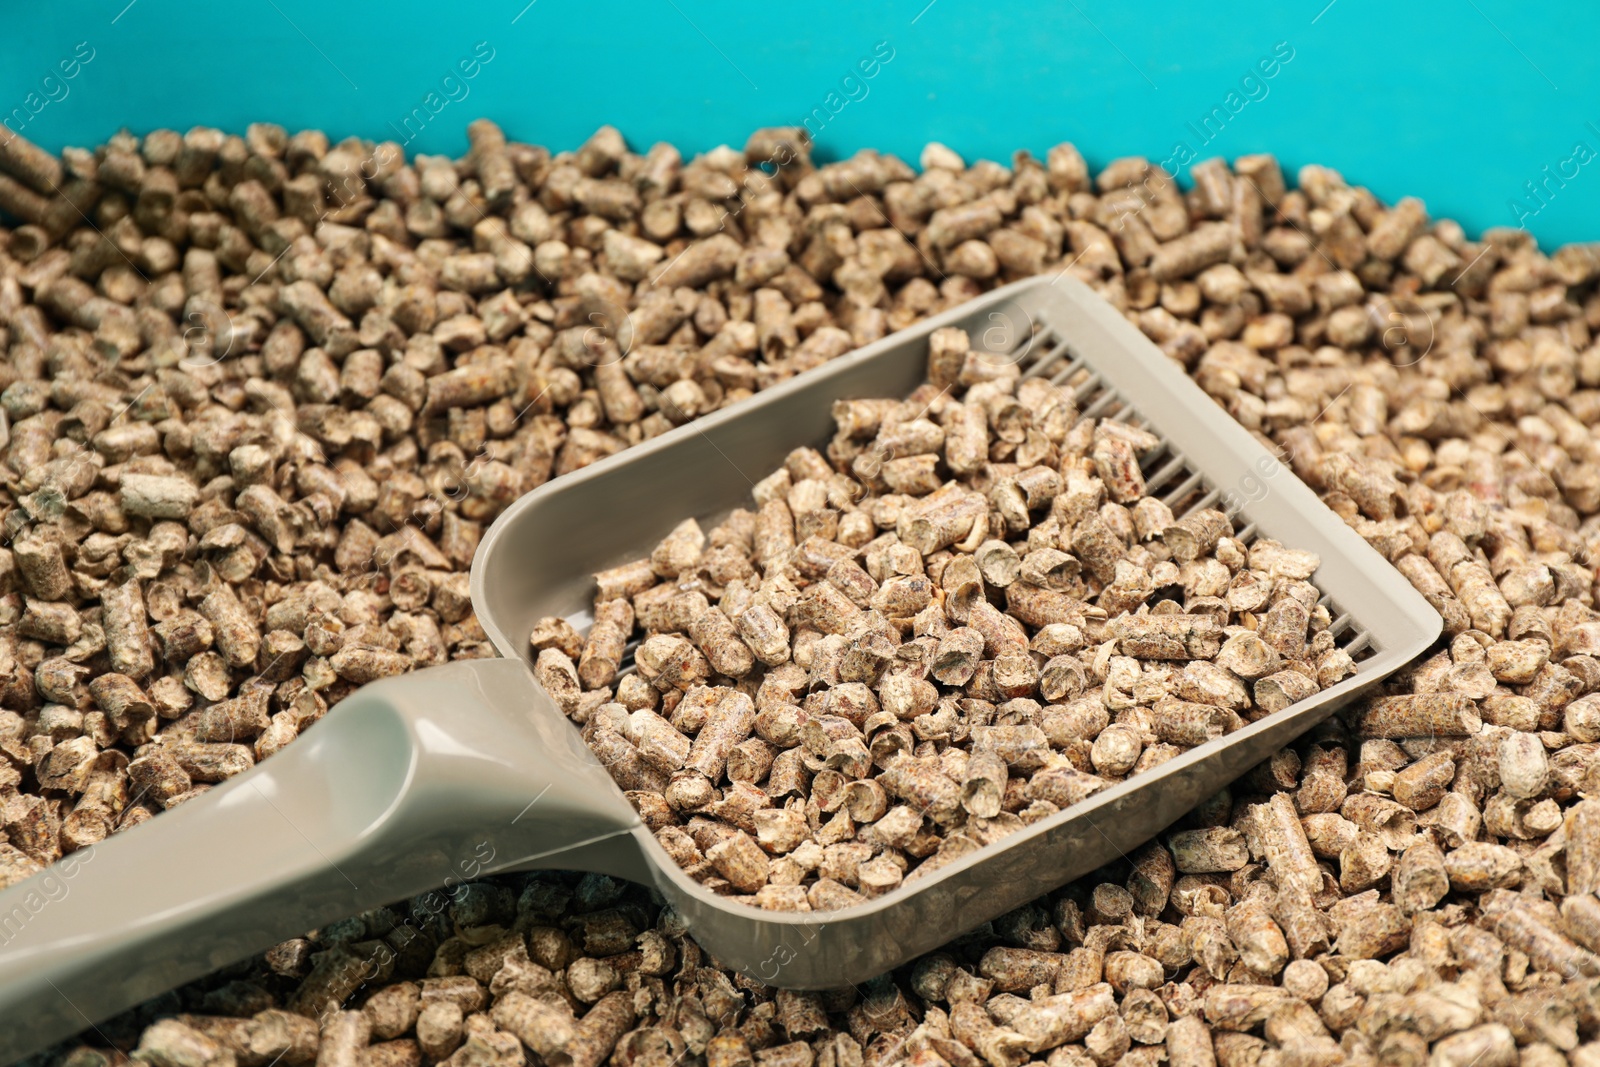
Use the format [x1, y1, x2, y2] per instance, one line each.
[0, 656, 641, 1063]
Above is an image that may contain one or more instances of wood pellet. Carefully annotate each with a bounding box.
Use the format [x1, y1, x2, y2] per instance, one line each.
[5, 123, 1600, 1067]
[531, 321, 1348, 909]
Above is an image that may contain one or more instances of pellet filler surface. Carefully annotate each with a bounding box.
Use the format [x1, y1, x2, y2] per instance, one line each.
[0, 276, 1439, 1061]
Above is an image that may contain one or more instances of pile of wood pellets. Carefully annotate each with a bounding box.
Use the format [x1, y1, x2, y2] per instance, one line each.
[1, 120, 1598, 1067]
[529, 331, 1358, 909]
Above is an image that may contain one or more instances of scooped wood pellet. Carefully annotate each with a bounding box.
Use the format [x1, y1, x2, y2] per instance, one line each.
[531, 323, 1352, 909]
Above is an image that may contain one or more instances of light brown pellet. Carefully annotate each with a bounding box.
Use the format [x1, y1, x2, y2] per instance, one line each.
[1115, 615, 1224, 660]
[686, 690, 756, 779]
[595, 559, 657, 602]
[13, 534, 72, 601]
[1150, 699, 1243, 747]
[1244, 798, 1317, 898]
[960, 748, 1008, 818]
[246, 1010, 320, 1064]
[1202, 984, 1288, 1032]
[491, 993, 575, 1060]
[737, 604, 791, 666]
[688, 605, 756, 678]
[316, 1011, 371, 1067]
[561, 991, 638, 1067]
[1164, 510, 1232, 563]
[1168, 828, 1249, 874]
[579, 600, 633, 690]
[1165, 1014, 1217, 1067]
[1391, 751, 1455, 811]
[1569, 798, 1600, 896]
[414, 1000, 463, 1062]
[102, 578, 156, 681]
[1443, 843, 1523, 892]
[1497, 730, 1548, 799]
[1392, 838, 1450, 914]
[134, 1020, 235, 1067]
[1353, 695, 1482, 738]
[120, 473, 200, 520]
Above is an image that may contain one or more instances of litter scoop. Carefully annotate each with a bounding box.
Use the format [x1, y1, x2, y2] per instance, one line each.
[0, 277, 1441, 1061]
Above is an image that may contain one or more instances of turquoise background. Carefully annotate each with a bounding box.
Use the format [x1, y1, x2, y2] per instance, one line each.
[4, 1, 1598, 247]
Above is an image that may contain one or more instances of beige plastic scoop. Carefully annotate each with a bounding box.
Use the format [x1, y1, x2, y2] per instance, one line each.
[0, 277, 1440, 1062]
